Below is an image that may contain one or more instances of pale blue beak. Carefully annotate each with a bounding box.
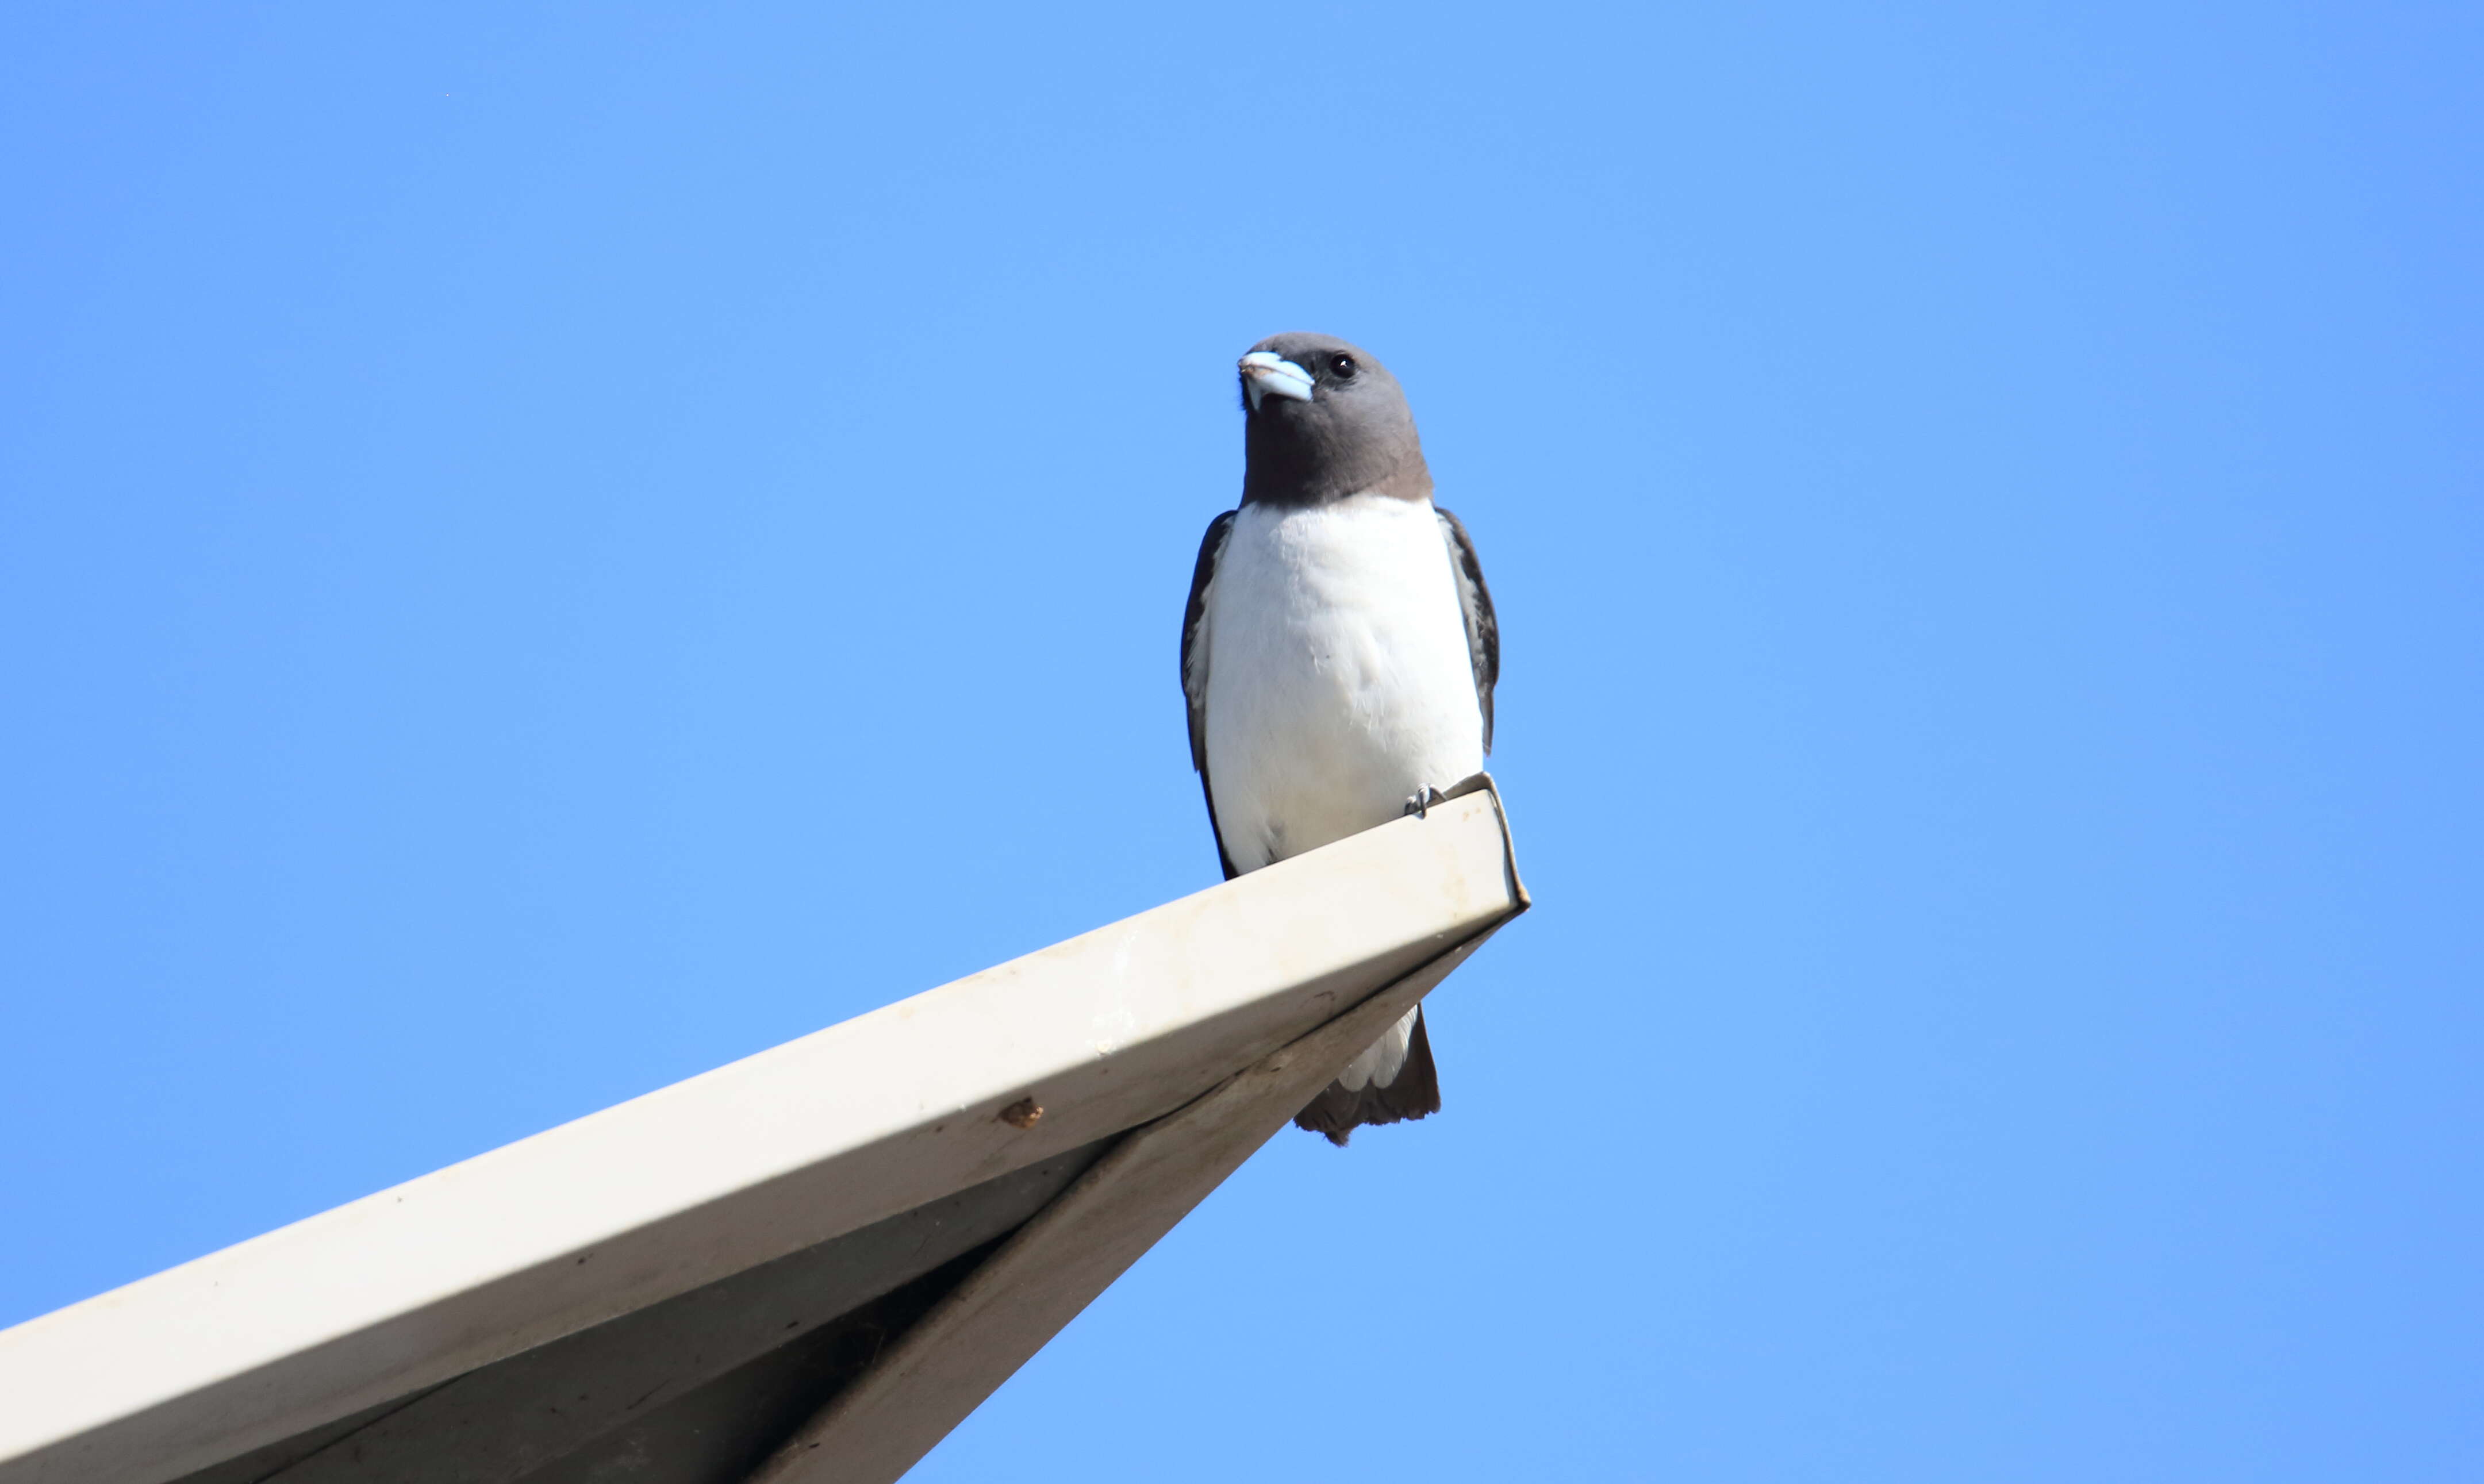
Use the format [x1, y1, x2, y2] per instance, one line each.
[1238, 351, 1316, 410]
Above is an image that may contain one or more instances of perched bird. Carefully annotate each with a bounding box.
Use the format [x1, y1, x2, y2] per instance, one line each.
[1180, 332, 1500, 1145]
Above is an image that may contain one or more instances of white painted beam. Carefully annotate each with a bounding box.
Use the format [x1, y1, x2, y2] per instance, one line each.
[0, 784, 1525, 1484]
[750, 933, 1499, 1484]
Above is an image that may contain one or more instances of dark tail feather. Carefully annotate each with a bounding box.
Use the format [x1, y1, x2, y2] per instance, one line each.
[1292, 1005, 1442, 1147]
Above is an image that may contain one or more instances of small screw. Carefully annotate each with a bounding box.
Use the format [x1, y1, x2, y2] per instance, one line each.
[998, 1097, 1043, 1129]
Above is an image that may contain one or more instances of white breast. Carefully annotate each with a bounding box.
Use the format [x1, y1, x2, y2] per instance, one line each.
[1201, 493, 1486, 872]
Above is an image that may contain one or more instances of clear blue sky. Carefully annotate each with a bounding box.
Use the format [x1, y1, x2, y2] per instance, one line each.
[4, 4, 2479, 1478]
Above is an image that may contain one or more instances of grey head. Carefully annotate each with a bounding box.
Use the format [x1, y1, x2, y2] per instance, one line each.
[1237, 332, 1433, 506]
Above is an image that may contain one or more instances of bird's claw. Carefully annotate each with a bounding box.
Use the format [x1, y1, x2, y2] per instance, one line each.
[1402, 786, 1444, 820]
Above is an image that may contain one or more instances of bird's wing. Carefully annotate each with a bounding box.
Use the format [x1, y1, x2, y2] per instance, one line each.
[1181, 509, 1242, 879]
[1435, 506, 1500, 753]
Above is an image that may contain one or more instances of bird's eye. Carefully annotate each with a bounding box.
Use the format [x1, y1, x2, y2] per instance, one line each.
[1328, 353, 1358, 378]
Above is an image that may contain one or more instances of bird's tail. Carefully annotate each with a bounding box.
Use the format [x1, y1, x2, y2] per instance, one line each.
[1292, 1004, 1441, 1147]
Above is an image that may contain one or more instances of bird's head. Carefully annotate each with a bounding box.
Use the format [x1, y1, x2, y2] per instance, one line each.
[1237, 332, 1432, 507]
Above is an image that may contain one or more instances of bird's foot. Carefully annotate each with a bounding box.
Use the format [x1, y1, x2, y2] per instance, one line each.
[1402, 786, 1445, 820]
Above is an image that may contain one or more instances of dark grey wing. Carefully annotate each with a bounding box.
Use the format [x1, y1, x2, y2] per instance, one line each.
[1435, 506, 1500, 753]
[1181, 509, 1241, 879]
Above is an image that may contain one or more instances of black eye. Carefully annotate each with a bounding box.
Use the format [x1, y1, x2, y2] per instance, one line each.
[1328, 353, 1358, 379]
